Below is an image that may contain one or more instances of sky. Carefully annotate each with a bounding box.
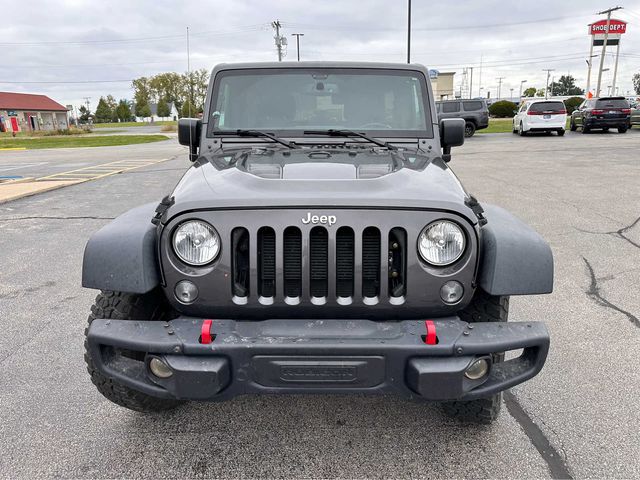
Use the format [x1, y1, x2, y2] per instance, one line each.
[2, 0, 639, 111]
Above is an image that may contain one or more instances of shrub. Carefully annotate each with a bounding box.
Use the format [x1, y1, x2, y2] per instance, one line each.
[564, 96, 584, 114]
[488, 100, 518, 118]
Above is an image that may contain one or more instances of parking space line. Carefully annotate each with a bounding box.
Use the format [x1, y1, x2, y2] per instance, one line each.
[36, 157, 170, 182]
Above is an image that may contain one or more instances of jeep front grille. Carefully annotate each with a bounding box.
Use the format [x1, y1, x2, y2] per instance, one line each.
[231, 225, 406, 306]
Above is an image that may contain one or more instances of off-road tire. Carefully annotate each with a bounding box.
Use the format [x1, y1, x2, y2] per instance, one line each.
[618, 126, 627, 133]
[84, 289, 183, 413]
[557, 129, 565, 136]
[464, 121, 476, 137]
[442, 289, 509, 424]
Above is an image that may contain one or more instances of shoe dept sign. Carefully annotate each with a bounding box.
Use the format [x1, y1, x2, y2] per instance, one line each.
[589, 19, 627, 46]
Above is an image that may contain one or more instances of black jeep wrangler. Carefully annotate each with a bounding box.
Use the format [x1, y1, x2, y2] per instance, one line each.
[83, 62, 553, 424]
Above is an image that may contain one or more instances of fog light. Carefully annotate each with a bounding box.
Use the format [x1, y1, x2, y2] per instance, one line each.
[440, 280, 464, 304]
[175, 280, 198, 304]
[149, 357, 173, 379]
[464, 358, 489, 380]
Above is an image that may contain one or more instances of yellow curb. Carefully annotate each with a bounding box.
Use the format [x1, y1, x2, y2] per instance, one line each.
[0, 177, 34, 185]
[0, 180, 84, 204]
[0, 147, 27, 151]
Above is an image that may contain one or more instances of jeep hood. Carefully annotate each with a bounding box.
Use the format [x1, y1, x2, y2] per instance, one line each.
[166, 149, 478, 224]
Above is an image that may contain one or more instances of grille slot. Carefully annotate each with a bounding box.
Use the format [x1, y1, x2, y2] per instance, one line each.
[362, 227, 381, 298]
[258, 227, 276, 298]
[388, 228, 407, 298]
[336, 227, 354, 298]
[231, 228, 250, 298]
[283, 227, 302, 298]
[309, 227, 328, 298]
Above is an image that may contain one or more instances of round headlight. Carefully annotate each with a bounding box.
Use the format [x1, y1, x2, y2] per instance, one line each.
[418, 220, 466, 266]
[173, 220, 220, 266]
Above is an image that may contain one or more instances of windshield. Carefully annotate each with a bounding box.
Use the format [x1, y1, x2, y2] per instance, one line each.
[595, 98, 629, 108]
[209, 68, 432, 138]
[530, 102, 565, 113]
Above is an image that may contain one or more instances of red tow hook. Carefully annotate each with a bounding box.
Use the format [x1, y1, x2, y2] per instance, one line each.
[424, 320, 437, 345]
[200, 319, 214, 344]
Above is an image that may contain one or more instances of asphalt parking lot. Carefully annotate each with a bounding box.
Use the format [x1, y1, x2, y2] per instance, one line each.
[0, 130, 639, 478]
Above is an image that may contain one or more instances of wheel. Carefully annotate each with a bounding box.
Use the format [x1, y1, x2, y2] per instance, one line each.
[518, 122, 527, 136]
[602, 127, 609, 132]
[84, 289, 184, 413]
[618, 126, 627, 133]
[464, 121, 476, 137]
[557, 129, 565, 136]
[442, 289, 509, 424]
[570, 119, 577, 131]
[582, 125, 590, 134]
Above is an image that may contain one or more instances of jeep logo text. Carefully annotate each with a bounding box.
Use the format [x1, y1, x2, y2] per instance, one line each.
[301, 212, 337, 226]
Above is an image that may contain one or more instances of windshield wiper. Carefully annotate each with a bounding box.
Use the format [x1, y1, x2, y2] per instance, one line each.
[216, 129, 298, 149]
[303, 129, 397, 150]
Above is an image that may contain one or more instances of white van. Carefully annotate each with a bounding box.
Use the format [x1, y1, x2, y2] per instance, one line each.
[512, 100, 567, 136]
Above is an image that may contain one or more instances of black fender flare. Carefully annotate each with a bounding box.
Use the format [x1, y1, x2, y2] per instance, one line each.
[478, 204, 553, 296]
[82, 203, 160, 294]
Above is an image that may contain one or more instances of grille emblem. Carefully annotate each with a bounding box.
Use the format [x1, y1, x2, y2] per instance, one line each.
[302, 212, 337, 226]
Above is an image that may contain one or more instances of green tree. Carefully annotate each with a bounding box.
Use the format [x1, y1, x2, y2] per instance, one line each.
[115, 99, 133, 122]
[180, 99, 196, 118]
[633, 73, 640, 95]
[536, 88, 545, 97]
[488, 100, 518, 118]
[78, 105, 90, 123]
[94, 97, 113, 123]
[564, 96, 584, 114]
[523, 87, 537, 97]
[157, 98, 171, 118]
[137, 102, 151, 119]
[132, 77, 152, 113]
[549, 75, 584, 96]
[182, 68, 209, 112]
[149, 72, 183, 108]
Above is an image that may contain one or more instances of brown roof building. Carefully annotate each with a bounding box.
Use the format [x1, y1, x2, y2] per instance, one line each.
[0, 92, 69, 133]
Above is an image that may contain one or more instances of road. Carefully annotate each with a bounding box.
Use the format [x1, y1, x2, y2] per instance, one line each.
[0, 130, 639, 478]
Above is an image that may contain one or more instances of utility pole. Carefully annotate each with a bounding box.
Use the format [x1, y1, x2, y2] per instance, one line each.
[496, 77, 504, 100]
[407, 0, 412, 63]
[510, 88, 514, 100]
[469, 67, 474, 99]
[291, 33, 304, 61]
[611, 41, 621, 92]
[272, 20, 285, 61]
[519, 80, 527, 99]
[595, 6, 623, 97]
[542, 69, 554, 99]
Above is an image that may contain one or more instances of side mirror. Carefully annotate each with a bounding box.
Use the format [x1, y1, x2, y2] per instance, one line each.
[178, 118, 202, 161]
[439, 118, 465, 162]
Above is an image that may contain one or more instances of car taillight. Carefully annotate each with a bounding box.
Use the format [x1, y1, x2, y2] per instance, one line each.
[591, 109, 605, 115]
[557, 110, 567, 115]
[621, 108, 631, 114]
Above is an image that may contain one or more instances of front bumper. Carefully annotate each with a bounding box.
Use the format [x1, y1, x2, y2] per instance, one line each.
[86, 317, 549, 402]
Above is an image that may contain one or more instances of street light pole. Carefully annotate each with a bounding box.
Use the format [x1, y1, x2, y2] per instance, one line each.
[407, 0, 412, 63]
[291, 33, 304, 61]
[542, 69, 554, 99]
[519, 80, 527, 99]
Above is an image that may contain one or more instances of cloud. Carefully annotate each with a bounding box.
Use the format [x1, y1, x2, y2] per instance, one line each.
[1, 0, 638, 109]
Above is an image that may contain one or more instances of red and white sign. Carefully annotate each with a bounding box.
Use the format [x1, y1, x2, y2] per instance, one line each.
[590, 19, 627, 35]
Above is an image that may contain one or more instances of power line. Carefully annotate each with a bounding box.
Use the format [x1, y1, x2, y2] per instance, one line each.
[282, 13, 593, 32]
[0, 24, 269, 46]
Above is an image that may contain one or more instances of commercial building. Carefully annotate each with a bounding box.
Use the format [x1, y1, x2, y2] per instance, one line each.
[429, 71, 456, 100]
[0, 92, 69, 133]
